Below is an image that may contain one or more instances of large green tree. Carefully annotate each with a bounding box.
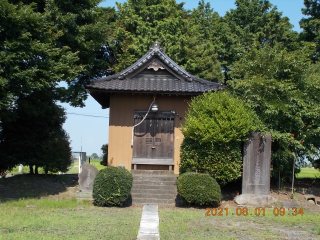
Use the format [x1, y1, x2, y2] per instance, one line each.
[300, 0, 320, 62]
[0, 89, 71, 174]
[107, 0, 223, 82]
[0, 1, 79, 113]
[184, 0, 224, 81]
[0, 0, 114, 173]
[230, 45, 320, 181]
[222, 0, 300, 81]
[0, 0, 113, 111]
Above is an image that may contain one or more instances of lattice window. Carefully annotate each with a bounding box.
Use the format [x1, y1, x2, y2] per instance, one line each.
[146, 138, 152, 145]
[155, 138, 161, 145]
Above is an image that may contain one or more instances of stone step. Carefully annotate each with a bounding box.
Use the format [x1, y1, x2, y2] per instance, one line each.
[131, 170, 175, 175]
[133, 175, 178, 181]
[132, 184, 177, 191]
[131, 188, 177, 195]
[133, 202, 175, 207]
[131, 172, 178, 206]
[131, 193, 177, 200]
[132, 197, 176, 205]
[132, 185, 177, 192]
[132, 180, 176, 186]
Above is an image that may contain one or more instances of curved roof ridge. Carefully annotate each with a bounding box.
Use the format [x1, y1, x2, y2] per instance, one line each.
[155, 47, 192, 81]
[190, 74, 224, 87]
[87, 41, 225, 91]
[114, 41, 194, 81]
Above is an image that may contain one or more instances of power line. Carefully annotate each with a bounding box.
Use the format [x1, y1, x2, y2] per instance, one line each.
[67, 112, 109, 118]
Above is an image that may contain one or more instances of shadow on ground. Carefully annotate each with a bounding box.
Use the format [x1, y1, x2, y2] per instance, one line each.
[0, 174, 78, 202]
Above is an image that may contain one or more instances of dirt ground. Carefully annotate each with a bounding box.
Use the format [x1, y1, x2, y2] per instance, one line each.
[219, 178, 320, 212]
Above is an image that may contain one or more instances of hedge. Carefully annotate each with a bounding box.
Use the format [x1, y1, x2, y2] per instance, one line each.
[177, 172, 221, 207]
[92, 166, 133, 207]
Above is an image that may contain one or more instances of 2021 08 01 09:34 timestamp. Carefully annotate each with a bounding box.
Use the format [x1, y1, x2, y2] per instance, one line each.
[205, 207, 304, 216]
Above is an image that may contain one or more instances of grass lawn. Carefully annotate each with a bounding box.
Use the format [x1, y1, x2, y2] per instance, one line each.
[2, 168, 319, 239]
[0, 198, 141, 240]
[88, 159, 106, 171]
[159, 208, 320, 239]
[296, 168, 320, 179]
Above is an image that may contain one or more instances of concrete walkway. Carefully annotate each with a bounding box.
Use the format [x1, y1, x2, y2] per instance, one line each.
[137, 205, 160, 240]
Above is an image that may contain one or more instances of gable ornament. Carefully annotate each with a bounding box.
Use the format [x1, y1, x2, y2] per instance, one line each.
[147, 60, 165, 71]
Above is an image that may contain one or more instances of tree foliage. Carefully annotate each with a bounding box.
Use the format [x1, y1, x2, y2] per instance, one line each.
[42, 130, 72, 174]
[222, 0, 300, 81]
[107, 0, 223, 82]
[0, 0, 114, 112]
[0, 1, 78, 112]
[0, 0, 112, 173]
[230, 45, 320, 181]
[180, 91, 261, 185]
[300, 0, 320, 62]
[0, 90, 71, 174]
[100, 144, 108, 166]
[91, 153, 99, 159]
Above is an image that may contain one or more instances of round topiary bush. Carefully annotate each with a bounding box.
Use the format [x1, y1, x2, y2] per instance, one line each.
[177, 172, 221, 207]
[92, 166, 133, 207]
[180, 91, 261, 185]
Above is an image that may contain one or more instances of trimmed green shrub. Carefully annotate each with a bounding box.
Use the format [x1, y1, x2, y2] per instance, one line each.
[181, 91, 259, 144]
[177, 172, 221, 206]
[180, 91, 262, 185]
[93, 166, 133, 207]
[180, 139, 242, 185]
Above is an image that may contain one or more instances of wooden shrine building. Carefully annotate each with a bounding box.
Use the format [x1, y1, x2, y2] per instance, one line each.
[85, 42, 223, 174]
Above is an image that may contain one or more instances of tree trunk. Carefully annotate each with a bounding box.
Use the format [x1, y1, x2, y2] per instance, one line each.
[29, 165, 34, 174]
[45, 167, 48, 175]
[35, 166, 38, 175]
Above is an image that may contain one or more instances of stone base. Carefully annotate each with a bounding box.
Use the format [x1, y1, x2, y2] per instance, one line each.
[234, 194, 277, 206]
[76, 191, 93, 200]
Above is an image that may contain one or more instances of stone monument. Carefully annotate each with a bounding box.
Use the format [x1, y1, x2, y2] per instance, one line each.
[77, 162, 99, 199]
[235, 132, 276, 206]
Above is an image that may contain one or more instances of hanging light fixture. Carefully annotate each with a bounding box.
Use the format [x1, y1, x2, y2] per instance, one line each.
[151, 102, 158, 111]
[151, 95, 158, 111]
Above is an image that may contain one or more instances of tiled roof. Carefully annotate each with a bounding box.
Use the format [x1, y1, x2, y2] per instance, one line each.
[88, 74, 222, 93]
[85, 41, 224, 94]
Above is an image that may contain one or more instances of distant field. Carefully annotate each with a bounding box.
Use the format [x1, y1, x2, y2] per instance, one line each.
[297, 168, 320, 179]
[8, 159, 105, 175]
[89, 159, 106, 171]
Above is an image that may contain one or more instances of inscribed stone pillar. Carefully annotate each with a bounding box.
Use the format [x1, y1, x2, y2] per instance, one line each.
[235, 132, 276, 206]
[79, 152, 86, 173]
[242, 132, 271, 195]
[77, 162, 99, 199]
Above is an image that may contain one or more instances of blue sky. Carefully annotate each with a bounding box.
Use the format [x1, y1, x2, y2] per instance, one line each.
[59, 0, 305, 156]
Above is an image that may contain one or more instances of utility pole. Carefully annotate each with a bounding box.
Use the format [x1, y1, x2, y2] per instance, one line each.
[292, 153, 296, 195]
[79, 137, 83, 174]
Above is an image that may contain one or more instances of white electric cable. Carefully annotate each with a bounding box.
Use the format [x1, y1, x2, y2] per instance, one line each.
[131, 101, 154, 146]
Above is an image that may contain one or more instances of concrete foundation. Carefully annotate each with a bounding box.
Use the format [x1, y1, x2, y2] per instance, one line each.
[235, 194, 277, 206]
